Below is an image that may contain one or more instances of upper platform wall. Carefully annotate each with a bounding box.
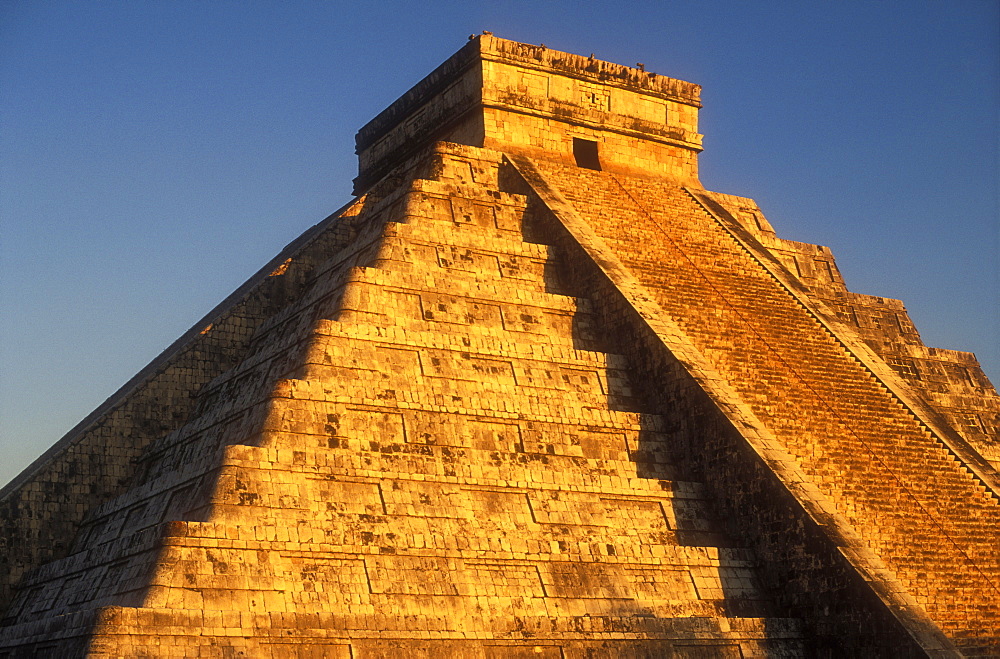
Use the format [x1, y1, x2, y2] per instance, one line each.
[355, 34, 704, 192]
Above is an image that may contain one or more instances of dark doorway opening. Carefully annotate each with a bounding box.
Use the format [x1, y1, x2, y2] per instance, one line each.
[573, 138, 602, 170]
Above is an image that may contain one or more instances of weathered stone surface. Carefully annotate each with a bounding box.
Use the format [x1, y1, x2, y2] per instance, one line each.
[1, 35, 996, 657]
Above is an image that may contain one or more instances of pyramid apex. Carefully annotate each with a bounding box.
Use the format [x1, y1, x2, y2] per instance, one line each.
[354, 35, 703, 192]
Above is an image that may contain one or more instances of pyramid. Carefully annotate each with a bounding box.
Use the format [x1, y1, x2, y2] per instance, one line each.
[1, 35, 998, 657]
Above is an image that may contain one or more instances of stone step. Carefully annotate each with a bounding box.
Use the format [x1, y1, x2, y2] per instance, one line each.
[311, 321, 627, 367]
[271, 382, 652, 429]
[385, 220, 548, 259]
[409, 176, 529, 209]
[225, 441, 682, 494]
[346, 267, 583, 314]
[156, 530, 755, 569]
[67, 606, 806, 656]
[373, 237, 558, 295]
[291, 364, 640, 414]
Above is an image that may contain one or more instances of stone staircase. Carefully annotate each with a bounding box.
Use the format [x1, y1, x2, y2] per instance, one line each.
[528, 159, 1000, 655]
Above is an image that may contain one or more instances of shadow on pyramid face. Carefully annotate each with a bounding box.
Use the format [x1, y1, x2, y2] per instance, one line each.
[505, 157, 783, 621]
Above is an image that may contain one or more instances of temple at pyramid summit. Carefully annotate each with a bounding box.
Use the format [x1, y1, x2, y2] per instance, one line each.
[3, 34, 1000, 657]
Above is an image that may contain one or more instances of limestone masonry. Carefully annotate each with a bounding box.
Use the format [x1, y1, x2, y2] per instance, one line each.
[1, 35, 998, 658]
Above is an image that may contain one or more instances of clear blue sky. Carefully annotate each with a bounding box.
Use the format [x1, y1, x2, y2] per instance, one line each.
[2, 1, 997, 488]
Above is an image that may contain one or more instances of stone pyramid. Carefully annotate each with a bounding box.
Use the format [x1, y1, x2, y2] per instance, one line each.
[2, 35, 998, 658]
